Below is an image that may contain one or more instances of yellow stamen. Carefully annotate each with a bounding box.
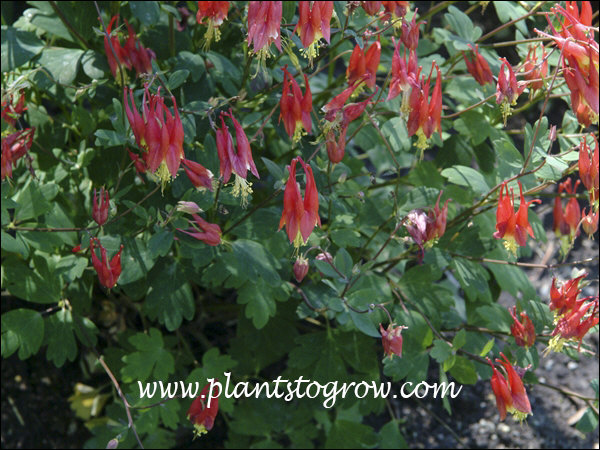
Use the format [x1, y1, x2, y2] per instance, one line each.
[503, 237, 518, 256]
[414, 128, 429, 154]
[155, 161, 172, 193]
[500, 101, 512, 127]
[231, 174, 253, 208]
[293, 230, 305, 251]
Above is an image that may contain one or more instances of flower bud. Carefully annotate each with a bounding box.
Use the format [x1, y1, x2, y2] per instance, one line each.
[293, 256, 309, 282]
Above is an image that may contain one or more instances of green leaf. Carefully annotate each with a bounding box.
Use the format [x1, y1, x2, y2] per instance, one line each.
[14, 181, 52, 222]
[448, 356, 478, 384]
[326, 420, 378, 449]
[1, 26, 44, 72]
[479, 339, 495, 357]
[444, 6, 482, 42]
[452, 329, 467, 350]
[334, 248, 353, 279]
[3, 257, 61, 304]
[118, 237, 156, 285]
[1, 309, 44, 359]
[261, 157, 284, 180]
[148, 230, 173, 259]
[237, 279, 276, 329]
[167, 69, 189, 90]
[379, 421, 407, 449]
[45, 309, 78, 367]
[441, 165, 490, 195]
[230, 239, 281, 286]
[38, 48, 84, 85]
[130, 1, 160, 26]
[94, 129, 125, 147]
[576, 408, 598, 433]
[430, 339, 453, 364]
[476, 304, 513, 332]
[144, 260, 195, 331]
[121, 328, 175, 382]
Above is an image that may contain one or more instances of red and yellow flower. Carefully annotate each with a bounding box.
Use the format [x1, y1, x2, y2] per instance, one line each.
[188, 383, 219, 437]
[279, 156, 320, 248]
[247, 1, 282, 64]
[196, 1, 229, 49]
[90, 238, 123, 289]
[487, 354, 532, 422]
[294, 1, 333, 65]
[279, 65, 312, 144]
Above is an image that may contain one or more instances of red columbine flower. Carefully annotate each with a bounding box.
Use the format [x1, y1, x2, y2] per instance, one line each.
[128, 149, 147, 174]
[547, 273, 599, 352]
[347, 37, 381, 90]
[216, 109, 259, 207]
[188, 383, 219, 437]
[279, 65, 312, 144]
[496, 58, 525, 126]
[247, 1, 282, 64]
[380, 323, 407, 359]
[293, 256, 309, 282]
[92, 187, 110, 226]
[294, 1, 333, 65]
[400, 9, 424, 51]
[579, 135, 599, 207]
[536, 2, 598, 126]
[1, 90, 26, 127]
[103, 16, 154, 83]
[196, 1, 229, 49]
[1, 128, 35, 180]
[362, 1, 382, 16]
[425, 190, 450, 243]
[581, 207, 598, 238]
[407, 61, 442, 152]
[182, 158, 213, 191]
[509, 306, 536, 348]
[124, 85, 185, 188]
[462, 44, 494, 86]
[549, 274, 586, 318]
[177, 214, 222, 246]
[388, 40, 419, 114]
[522, 44, 547, 93]
[322, 79, 377, 164]
[90, 238, 123, 289]
[493, 181, 540, 255]
[279, 156, 320, 248]
[381, 1, 409, 26]
[553, 179, 581, 251]
[551, 298, 599, 352]
[488, 354, 532, 422]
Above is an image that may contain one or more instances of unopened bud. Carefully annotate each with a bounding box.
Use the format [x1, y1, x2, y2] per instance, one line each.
[293, 256, 309, 282]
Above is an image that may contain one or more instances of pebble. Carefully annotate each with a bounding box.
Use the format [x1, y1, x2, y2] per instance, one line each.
[544, 359, 555, 370]
[498, 423, 511, 434]
[567, 361, 579, 370]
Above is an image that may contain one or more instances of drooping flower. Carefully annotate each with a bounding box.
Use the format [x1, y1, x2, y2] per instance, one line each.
[247, 1, 282, 64]
[216, 109, 259, 207]
[188, 383, 219, 437]
[322, 81, 377, 164]
[581, 207, 598, 238]
[177, 214, 222, 246]
[182, 158, 214, 191]
[509, 306, 536, 348]
[347, 37, 381, 90]
[404, 209, 431, 261]
[279, 156, 321, 248]
[294, 1, 334, 65]
[128, 148, 148, 174]
[1, 127, 35, 181]
[196, 1, 229, 49]
[407, 61, 442, 152]
[380, 323, 407, 359]
[176, 201, 203, 215]
[400, 9, 424, 51]
[92, 187, 110, 226]
[547, 273, 599, 352]
[462, 44, 494, 86]
[425, 190, 450, 243]
[362, 1, 382, 16]
[496, 58, 525, 126]
[549, 273, 586, 318]
[90, 238, 123, 289]
[123, 85, 185, 188]
[293, 256, 310, 282]
[521, 44, 548, 93]
[103, 15, 155, 83]
[535, 2, 598, 126]
[550, 298, 599, 351]
[579, 135, 599, 207]
[381, 1, 409, 27]
[388, 40, 419, 116]
[553, 179, 581, 253]
[279, 65, 312, 144]
[493, 181, 541, 255]
[1, 91, 26, 127]
[487, 354, 532, 422]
